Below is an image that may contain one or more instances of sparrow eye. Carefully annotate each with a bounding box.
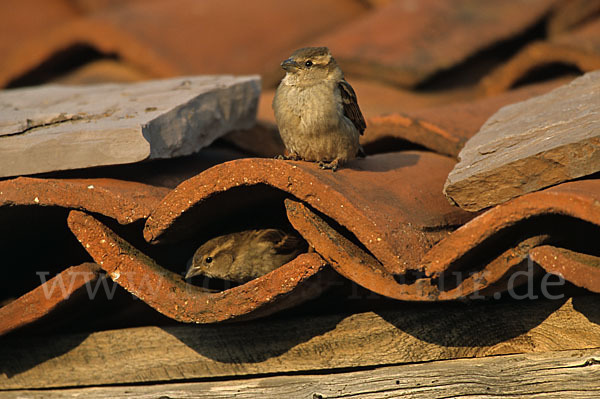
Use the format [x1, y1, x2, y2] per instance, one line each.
[305, 60, 313, 67]
[205, 256, 213, 264]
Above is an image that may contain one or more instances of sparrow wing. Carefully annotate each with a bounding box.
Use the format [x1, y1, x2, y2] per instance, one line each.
[258, 229, 305, 254]
[338, 80, 366, 135]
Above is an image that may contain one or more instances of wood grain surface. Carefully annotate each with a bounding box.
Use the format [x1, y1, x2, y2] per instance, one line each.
[4, 348, 600, 398]
[1, 295, 599, 390]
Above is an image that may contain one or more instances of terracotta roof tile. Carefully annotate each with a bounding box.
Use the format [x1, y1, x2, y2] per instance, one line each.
[70, 0, 148, 14]
[1, 0, 598, 332]
[0, 0, 78, 60]
[4, 169, 597, 327]
[0, 263, 102, 336]
[144, 153, 475, 275]
[0, 178, 166, 333]
[547, 0, 600, 36]
[314, 0, 559, 87]
[481, 17, 600, 95]
[362, 78, 569, 157]
[0, 177, 168, 224]
[530, 245, 600, 294]
[284, 198, 431, 300]
[67, 210, 335, 323]
[52, 59, 151, 85]
[102, 0, 368, 87]
[1, 0, 369, 88]
[0, 18, 179, 88]
[422, 179, 600, 299]
[287, 179, 600, 300]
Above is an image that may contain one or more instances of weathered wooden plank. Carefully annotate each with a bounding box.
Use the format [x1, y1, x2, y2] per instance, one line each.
[444, 70, 600, 211]
[1, 296, 599, 389]
[0, 75, 260, 177]
[4, 348, 600, 398]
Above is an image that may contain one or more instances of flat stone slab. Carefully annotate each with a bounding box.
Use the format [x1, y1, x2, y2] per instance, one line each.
[444, 70, 600, 211]
[0, 75, 260, 177]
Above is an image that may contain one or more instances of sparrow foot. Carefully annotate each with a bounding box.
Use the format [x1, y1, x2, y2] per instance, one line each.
[275, 153, 301, 161]
[319, 159, 339, 171]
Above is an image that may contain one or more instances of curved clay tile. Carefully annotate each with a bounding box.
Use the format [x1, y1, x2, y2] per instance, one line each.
[0, 0, 79, 62]
[481, 19, 600, 95]
[142, 161, 599, 302]
[284, 198, 438, 300]
[49, 160, 600, 319]
[67, 210, 333, 323]
[0, 177, 168, 224]
[362, 79, 569, 158]
[315, 0, 559, 87]
[0, 18, 178, 87]
[422, 180, 600, 299]
[287, 180, 600, 300]
[0, 263, 102, 336]
[144, 153, 475, 276]
[93, 0, 368, 87]
[530, 245, 600, 294]
[0, 177, 168, 334]
[547, 0, 600, 36]
[1, 0, 368, 88]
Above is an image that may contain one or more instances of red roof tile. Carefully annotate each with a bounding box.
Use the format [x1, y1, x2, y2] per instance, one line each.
[362, 79, 569, 157]
[547, 0, 600, 36]
[1, 0, 598, 332]
[315, 0, 559, 87]
[144, 153, 474, 275]
[0, 18, 179, 88]
[0, 0, 78, 61]
[530, 245, 600, 294]
[288, 179, 600, 300]
[423, 179, 600, 299]
[67, 210, 333, 323]
[0, 263, 101, 336]
[481, 17, 600, 95]
[0, 177, 168, 224]
[102, 0, 368, 87]
[1, 0, 369, 88]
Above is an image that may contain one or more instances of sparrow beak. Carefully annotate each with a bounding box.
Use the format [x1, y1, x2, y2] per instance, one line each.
[184, 258, 195, 279]
[184, 268, 197, 280]
[281, 58, 300, 72]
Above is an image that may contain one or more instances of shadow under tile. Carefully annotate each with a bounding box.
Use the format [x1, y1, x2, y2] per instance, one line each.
[162, 312, 347, 364]
[572, 295, 600, 326]
[375, 296, 569, 347]
[345, 152, 421, 172]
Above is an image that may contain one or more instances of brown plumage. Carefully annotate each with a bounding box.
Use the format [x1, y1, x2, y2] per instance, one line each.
[185, 229, 307, 283]
[338, 80, 366, 135]
[273, 47, 366, 171]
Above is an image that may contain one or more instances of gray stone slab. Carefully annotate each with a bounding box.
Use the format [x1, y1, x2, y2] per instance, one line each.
[0, 75, 260, 177]
[444, 71, 600, 211]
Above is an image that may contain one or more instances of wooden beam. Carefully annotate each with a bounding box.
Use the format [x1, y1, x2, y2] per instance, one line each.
[4, 348, 600, 398]
[1, 296, 599, 390]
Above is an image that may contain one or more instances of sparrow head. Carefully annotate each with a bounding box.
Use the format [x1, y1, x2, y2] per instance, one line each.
[185, 236, 234, 280]
[280, 47, 342, 85]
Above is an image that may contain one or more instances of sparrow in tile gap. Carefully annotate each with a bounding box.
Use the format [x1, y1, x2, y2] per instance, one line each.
[185, 229, 307, 284]
[273, 46, 366, 172]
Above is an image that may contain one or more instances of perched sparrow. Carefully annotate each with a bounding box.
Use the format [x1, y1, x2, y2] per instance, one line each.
[185, 229, 307, 283]
[273, 47, 366, 171]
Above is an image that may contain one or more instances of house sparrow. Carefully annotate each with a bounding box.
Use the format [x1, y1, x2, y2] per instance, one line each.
[185, 229, 307, 283]
[273, 47, 366, 171]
